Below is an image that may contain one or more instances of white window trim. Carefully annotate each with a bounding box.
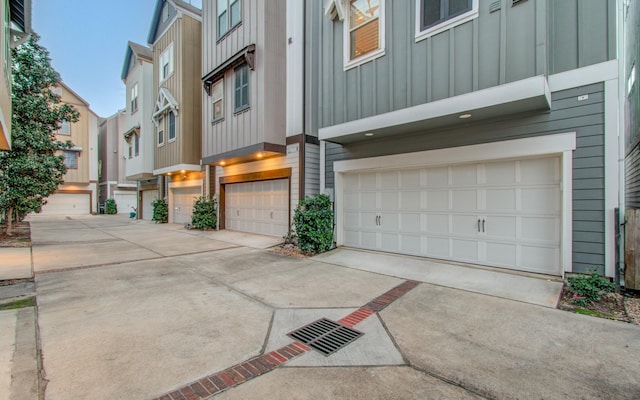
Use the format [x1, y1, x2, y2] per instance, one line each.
[212, 80, 224, 122]
[157, 116, 165, 147]
[159, 42, 174, 84]
[167, 111, 177, 143]
[343, 0, 386, 70]
[131, 83, 139, 113]
[415, 0, 479, 42]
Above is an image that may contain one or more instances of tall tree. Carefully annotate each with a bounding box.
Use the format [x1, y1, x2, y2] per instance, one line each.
[0, 33, 78, 234]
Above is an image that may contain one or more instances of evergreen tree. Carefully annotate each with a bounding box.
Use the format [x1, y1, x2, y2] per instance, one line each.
[0, 33, 78, 234]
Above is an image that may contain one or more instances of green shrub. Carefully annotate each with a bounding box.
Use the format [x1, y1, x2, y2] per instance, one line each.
[105, 198, 117, 214]
[567, 269, 615, 306]
[191, 196, 217, 230]
[152, 199, 168, 223]
[293, 194, 334, 254]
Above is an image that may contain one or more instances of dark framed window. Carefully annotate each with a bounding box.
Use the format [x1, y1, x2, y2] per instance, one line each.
[421, 0, 472, 31]
[234, 64, 249, 112]
[218, 0, 241, 38]
[168, 111, 176, 141]
[63, 151, 78, 169]
[212, 80, 224, 122]
[158, 116, 164, 146]
[134, 134, 140, 156]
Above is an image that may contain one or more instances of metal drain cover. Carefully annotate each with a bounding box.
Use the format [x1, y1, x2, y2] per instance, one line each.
[287, 318, 364, 356]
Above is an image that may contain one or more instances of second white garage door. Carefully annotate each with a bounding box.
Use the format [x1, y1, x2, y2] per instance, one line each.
[225, 179, 289, 237]
[141, 189, 159, 220]
[114, 191, 137, 215]
[171, 186, 201, 225]
[343, 156, 561, 275]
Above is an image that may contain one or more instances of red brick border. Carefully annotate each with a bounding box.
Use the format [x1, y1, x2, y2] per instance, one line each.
[151, 280, 420, 399]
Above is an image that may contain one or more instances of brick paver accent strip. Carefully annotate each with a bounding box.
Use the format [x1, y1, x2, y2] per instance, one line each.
[151, 280, 419, 399]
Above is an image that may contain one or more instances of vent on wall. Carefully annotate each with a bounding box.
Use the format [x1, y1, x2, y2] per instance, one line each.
[489, 1, 501, 13]
[512, 0, 527, 5]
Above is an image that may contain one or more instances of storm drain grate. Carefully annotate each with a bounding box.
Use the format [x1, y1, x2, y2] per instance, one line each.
[287, 318, 364, 356]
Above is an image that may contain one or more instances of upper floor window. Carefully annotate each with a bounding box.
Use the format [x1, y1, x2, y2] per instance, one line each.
[134, 133, 140, 156]
[234, 64, 250, 112]
[157, 116, 165, 146]
[131, 83, 138, 113]
[128, 141, 133, 159]
[63, 150, 78, 169]
[218, 0, 241, 38]
[58, 120, 71, 135]
[345, 0, 385, 69]
[159, 43, 174, 83]
[416, 0, 478, 41]
[212, 80, 224, 122]
[168, 111, 176, 142]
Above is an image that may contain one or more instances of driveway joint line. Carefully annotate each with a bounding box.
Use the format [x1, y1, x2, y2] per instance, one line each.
[151, 280, 420, 400]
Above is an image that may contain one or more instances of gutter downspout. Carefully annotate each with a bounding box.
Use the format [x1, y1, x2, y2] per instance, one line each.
[300, 0, 307, 200]
[617, 0, 626, 288]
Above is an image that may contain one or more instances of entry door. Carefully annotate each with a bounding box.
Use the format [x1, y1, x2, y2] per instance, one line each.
[343, 156, 561, 275]
[171, 186, 201, 224]
[225, 179, 289, 237]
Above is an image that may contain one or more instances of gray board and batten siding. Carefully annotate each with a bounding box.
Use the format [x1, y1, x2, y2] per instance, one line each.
[315, 0, 615, 275]
[314, 0, 616, 129]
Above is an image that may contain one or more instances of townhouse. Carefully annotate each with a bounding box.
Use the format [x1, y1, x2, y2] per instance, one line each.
[316, 0, 622, 278]
[121, 41, 158, 220]
[148, 0, 204, 224]
[1, 0, 32, 150]
[40, 82, 99, 215]
[200, 0, 319, 237]
[98, 110, 137, 214]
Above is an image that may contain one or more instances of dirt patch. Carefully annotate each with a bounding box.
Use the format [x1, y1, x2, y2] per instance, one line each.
[0, 222, 31, 248]
[269, 244, 312, 259]
[558, 286, 640, 325]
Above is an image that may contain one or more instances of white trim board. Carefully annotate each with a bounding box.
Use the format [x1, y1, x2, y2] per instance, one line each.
[153, 164, 201, 175]
[548, 60, 618, 92]
[333, 133, 576, 275]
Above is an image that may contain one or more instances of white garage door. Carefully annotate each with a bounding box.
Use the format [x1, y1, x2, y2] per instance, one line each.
[171, 186, 201, 224]
[114, 191, 137, 215]
[40, 193, 91, 215]
[225, 179, 289, 237]
[343, 156, 561, 275]
[142, 190, 159, 220]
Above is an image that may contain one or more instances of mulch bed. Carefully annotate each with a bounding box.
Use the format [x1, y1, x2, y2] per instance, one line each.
[558, 285, 640, 325]
[0, 222, 31, 248]
[268, 244, 312, 259]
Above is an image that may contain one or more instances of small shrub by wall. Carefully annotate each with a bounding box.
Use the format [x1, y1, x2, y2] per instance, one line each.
[105, 198, 117, 215]
[152, 199, 168, 223]
[191, 196, 217, 230]
[293, 194, 334, 254]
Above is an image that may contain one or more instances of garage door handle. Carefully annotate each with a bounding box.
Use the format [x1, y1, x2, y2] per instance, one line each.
[270, 211, 273, 219]
[482, 219, 485, 233]
[237, 209, 240, 216]
[477, 219, 481, 232]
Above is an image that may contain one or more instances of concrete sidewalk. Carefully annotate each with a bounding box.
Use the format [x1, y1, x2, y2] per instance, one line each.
[8, 215, 640, 400]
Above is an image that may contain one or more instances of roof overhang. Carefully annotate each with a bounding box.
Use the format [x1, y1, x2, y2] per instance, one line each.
[123, 125, 140, 141]
[202, 44, 256, 95]
[153, 164, 201, 176]
[319, 75, 552, 144]
[201, 142, 286, 167]
[153, 88, 179, 120]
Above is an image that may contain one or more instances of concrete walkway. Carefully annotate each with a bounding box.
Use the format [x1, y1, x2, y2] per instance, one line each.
[2, 215, 639, 400]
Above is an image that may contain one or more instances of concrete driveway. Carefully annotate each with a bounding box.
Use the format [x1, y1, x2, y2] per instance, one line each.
[13, 215, 640, 399]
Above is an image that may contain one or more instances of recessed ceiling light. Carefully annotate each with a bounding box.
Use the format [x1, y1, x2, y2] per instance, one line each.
[364, 132, 374, 137]
[459, 113, 472, 119]
[257, 152, 263, 158]
[180, 170, 186, 173]
[220, 161, 226, 166]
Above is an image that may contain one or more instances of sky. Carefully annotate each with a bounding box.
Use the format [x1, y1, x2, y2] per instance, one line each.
[31, 0, 165, 118]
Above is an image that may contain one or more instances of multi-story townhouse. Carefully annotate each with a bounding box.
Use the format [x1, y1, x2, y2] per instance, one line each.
[316, 0, 621, 278]
[148, 0, 203, 224]
[1, 0, 31, 150]
[40, 82, 99, 215]
[201, 0, 320, 237]
[121, 41, 158, 220]
[98, 110, 137, 214]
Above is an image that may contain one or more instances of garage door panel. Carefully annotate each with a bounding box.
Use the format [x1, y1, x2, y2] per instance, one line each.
[520, 158, 560, 183]
[521, 217, 560, 242]
[426, 191, 449, 210]
[426, 237, 449, 258]
[486, 161, 516, 184]
[400, 213, 420, 233]
[381, 192, 399, 209]
[451, 164, 478, 185]
[486, 189, 516, 211]
[484, 216, 517, 239]
[452, 215, 479, 236]
[400, 170, 420, 187]
[400, 191, 420, 210]
[380, 233, 399, 252]
[452, 190, 478, 211]
[40, 193, 90, 215]
[427, 167, 448, 186]
[452, 239, 478, 262]
[521, 188, 560, 212]
[486, 242, 517, 266]
[425, 214, 449, 234]
[380, 213, 398, 230]
[225, 179, 289, 237]
[521, 246, 559, 273]
[399, 234, 420, 254]
[360, 173, 377, 189]
[142, 190, 158, 220]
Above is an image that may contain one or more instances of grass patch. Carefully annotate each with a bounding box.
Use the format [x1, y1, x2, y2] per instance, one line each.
[575, 307, 615, 319]
[0, 297, 35, 311]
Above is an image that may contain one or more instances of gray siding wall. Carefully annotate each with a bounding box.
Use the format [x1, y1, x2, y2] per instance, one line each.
[325, 83, 606, 274]
[314, 0, 615, 130]
[304, 143, 320, 196]
[201, 0, 286, 158]
[304, 0, 321, 137]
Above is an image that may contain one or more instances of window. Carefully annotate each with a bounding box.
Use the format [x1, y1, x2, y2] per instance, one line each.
[159, 43, 174, 82]
[157, 116, 164, 146]
[218, 0, 241, 38]
[128, 142, 133, 159]
[58, 120, 71, 135]
[134, 133, 140, 156]
[234, 64, 249, 112]
[628, 64, 636, 96]
[130, 83, 138, 113]
[416, 0, 478, 41]
[168, 111, 176, 141]
[348, 0, 381, 61]
[212, 80, 224, 122]
[63, 151, 77, 169]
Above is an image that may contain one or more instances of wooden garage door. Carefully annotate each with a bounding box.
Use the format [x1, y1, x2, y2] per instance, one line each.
[343, 156, 561, 275]
[40, 193, 91, 215]
[225, 179, 289, 237]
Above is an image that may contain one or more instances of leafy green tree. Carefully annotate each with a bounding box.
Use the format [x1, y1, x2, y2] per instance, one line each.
[0, 33, 78, 234]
